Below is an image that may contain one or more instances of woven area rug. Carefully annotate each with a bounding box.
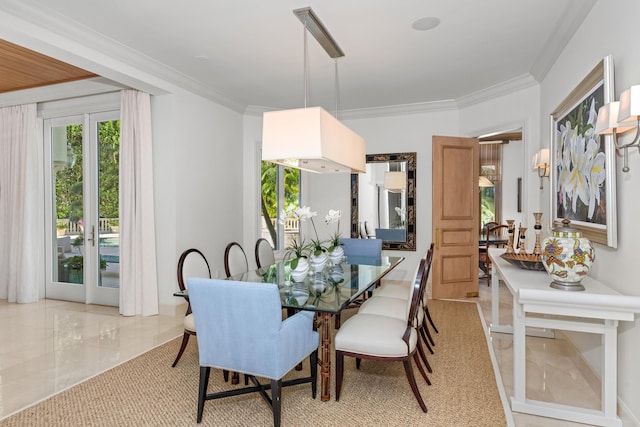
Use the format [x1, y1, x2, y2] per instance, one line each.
[1, 299, 506, 426]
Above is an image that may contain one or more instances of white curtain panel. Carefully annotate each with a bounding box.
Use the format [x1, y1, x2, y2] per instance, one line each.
[0, 104, 44, 303]
[119, 90, 159, 316]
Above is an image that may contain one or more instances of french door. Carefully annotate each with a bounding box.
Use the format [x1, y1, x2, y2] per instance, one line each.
[44, 111, 120, 306]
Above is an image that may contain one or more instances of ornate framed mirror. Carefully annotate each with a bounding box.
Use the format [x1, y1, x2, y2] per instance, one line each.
[350, 152, 416, 251]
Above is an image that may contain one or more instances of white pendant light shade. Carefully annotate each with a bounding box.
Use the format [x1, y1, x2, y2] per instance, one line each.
[262, 106, 366, 173]
[478, 176, 494, 187]
[384, 171, 406, 192]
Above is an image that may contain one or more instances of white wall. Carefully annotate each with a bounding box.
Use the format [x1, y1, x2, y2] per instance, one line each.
[459, 85, 542, 229]
[539, 0, 640, 419]
[501, 140, 524, 226]
[153, 91, 244, 313]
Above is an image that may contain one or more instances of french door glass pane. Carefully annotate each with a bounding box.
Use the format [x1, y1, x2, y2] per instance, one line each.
[51, 124, 84, 284]
[97, 120, 120, 288]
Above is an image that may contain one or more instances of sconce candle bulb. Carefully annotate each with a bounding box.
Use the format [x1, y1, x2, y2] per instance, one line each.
[532, 148, 550, 189]
[595, 87, 640, 172]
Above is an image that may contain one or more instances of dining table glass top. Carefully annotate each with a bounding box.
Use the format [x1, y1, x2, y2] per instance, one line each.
[174, 256, 404, 315]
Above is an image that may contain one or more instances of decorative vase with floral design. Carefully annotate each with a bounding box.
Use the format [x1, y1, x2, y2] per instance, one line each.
[290, 257, 309, 282]
[541, 219, 595, 291]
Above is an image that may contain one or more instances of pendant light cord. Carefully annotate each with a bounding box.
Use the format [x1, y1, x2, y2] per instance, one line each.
[303, 15, 308, 109]
[335, 58, 340, 119]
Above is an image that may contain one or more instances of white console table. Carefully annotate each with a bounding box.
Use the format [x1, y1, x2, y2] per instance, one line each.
[489, 248, 640, 427]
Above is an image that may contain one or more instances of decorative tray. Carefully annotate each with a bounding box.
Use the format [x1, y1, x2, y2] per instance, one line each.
[500, 253, 545, 271]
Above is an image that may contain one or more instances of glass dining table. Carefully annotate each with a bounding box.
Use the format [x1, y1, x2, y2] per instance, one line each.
[174, 255, 404, 402]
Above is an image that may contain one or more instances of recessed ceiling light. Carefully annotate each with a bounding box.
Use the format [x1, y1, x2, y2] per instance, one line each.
[412, 17, 440, 31]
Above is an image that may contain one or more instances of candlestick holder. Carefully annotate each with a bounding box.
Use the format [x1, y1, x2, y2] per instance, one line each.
[532, 212, 543, 256]
[505, 220, 516, 254]
[517, 227, 527, 254]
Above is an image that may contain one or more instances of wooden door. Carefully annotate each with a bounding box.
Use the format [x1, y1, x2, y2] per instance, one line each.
[432, 136, 479, 299]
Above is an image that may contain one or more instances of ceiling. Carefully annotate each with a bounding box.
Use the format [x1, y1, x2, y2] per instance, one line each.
[0, 39, 96, 93]
[0, 0, 595, 112]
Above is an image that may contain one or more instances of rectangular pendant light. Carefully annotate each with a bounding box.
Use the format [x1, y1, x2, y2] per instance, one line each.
[262, 106, 366, 173]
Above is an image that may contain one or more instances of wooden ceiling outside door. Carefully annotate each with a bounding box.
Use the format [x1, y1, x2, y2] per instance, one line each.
[0, 39, 96, 94]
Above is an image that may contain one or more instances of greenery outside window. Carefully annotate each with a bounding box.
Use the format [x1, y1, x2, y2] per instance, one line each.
[480, 143, 502, 227]
[260, 162, 300, 250]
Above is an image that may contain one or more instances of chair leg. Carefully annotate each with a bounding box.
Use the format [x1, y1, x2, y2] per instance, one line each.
[416, 337, 433, 374]
[310, 349, 318, 399]
[223, 370, 229, 382]
[425, 305, 439, 334]
[335, 351, 344, 401]
[270, 379, 282, 427]
[402, 359, 428, 413]
[412, 352, 431, 386]
[355, 357, 361, 370]
[419, 325, 434, 355]
[334, 313, 341, 329]
[171, 331, 191, 367]
[424, 319, 436, 347]
[197, 366, 210, 423]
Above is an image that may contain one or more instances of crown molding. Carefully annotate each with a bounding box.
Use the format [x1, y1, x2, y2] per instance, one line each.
[455, 74, 538, 109]
[245, 99, 458, 120]
[529, 0, 597, 83]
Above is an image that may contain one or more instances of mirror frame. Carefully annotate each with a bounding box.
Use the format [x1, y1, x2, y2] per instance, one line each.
[350, 152, 416, 251]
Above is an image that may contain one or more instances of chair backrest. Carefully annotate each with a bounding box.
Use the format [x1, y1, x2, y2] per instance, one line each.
[364, 221, 374, 237]
[375, 228, 406, 241]
[408, 244, 434, 326]
[359, 222, 367, 239]
[488, 225, 509, 247]
[481, 221, 499, 246]
[255, 238, 275, 269]
[188, 278, 284, 372]
[224, 242, 248, 277]
[176, 248, 211, 291]
[339, 237, 382, 265]
[188, 278, 319, 380]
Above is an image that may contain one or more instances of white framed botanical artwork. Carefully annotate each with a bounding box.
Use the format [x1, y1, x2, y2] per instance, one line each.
[549, 55, 617, 248]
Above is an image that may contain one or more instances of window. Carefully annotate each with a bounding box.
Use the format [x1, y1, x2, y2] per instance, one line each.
[479, 143, 502, 226]
[260, 162, 300, 250]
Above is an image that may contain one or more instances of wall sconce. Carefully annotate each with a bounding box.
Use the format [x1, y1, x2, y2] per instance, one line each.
[532, 148, 550, 189]
[595, 86, 640, 172]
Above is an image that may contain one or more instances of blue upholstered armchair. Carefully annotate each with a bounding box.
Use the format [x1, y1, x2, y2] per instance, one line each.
[188, 278, 319, 426]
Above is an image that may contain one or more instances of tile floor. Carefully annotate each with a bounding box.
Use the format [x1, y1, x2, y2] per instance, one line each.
[0, 284, 636, 426]
[475, 281, 636, 427]
[0, 299, 184, 420]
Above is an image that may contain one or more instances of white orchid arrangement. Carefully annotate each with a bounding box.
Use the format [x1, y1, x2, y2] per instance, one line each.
[325, 209, 343, 252]
[280, 205, 326, 258]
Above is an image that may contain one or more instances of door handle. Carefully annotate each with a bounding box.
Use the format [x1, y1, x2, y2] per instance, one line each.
[87, 225, 96, 247]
